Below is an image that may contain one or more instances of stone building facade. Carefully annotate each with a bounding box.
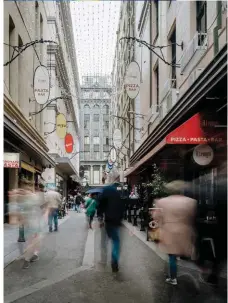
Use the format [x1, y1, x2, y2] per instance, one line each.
[80, 76, 112, 186]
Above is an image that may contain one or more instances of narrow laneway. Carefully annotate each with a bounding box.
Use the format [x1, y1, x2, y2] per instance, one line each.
[4, 215, 227, 303]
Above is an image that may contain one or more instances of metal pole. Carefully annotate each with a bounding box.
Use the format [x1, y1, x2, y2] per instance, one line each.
[18, 223, 25, 242]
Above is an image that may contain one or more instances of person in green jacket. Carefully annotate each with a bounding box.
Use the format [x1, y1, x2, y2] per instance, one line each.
[85, 194, 97, 229]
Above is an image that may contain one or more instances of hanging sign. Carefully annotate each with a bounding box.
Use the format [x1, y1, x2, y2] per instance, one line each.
[65, 133, 74, 153]
[113, 129, 122, 149]
[193, 144, 214, 166]
[124, 61, 140, 99]
[56, 113, 67, 139]
[107, 161, 113, 170]
[33, 65, 50, 105]
[42, 168, 55, 184]
[4, 153, 20, 168]
[108, 147, 117, 163]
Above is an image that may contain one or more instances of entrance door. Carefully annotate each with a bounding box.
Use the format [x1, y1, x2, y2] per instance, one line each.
[4, 168, 9, 223]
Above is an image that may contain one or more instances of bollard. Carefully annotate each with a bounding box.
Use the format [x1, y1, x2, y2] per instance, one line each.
[127, 204, 131, 223]
[18, 224, 25, 242]
[140, 207, 146, 231]
[133, 205, 137, 226]
[124, 204, 128, 220]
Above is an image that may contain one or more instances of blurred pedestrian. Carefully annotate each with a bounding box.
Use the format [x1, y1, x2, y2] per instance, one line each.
[75, 192, 83, 213]
[45, 187, 62, 232]
[97, 172, 125, 273]
[154, 180, 197, 285]
[192, 165, 227, 286]
[8, 177, 45, 269]
[85, 193, 97, 228]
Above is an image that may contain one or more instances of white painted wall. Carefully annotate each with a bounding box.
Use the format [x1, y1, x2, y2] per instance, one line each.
[112, 0, 227, 168]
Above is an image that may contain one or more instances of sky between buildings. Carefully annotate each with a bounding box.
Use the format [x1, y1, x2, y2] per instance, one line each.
[71, 1, 121, 83]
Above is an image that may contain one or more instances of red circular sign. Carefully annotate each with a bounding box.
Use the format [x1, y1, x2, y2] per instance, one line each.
[65, 133, 74, 153]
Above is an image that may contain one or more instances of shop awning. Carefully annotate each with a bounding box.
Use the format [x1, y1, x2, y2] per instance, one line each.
[124, 139, 166, 177]
[55, 157, 78, 176]
[125, 112, 226, 177]
[130, 44, 227, 166]
[4, 115, 55, 168]
[165, 112, 225, 144]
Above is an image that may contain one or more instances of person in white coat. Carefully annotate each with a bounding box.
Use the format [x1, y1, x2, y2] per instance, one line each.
[45, 188, 62, 232]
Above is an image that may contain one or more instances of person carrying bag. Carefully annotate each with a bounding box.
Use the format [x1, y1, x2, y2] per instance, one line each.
[85, 194, 97, 229]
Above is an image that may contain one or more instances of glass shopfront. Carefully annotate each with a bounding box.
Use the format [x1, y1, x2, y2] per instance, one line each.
[56, 174, 64, 196]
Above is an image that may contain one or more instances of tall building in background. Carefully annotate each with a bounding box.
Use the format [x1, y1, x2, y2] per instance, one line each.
[80, 76, 112, 186]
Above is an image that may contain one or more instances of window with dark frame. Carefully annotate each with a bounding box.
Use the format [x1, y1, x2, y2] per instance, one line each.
[154, 0, 159, 37]
[84, 120, 89, 129]
[84, 114, 90, 121]
[84, 144, 90, 152]
[93, 114, 99, 122]
[170, 27, 176, 88]
[93, 144, 100, 152]
[103, 121, 109, 129]
[196, 1, 207, 45]
[9, 15, 15, 95]
[154, 65, 159, 109]
[84, 136, 90, 144]
[148, 122, 152, 135]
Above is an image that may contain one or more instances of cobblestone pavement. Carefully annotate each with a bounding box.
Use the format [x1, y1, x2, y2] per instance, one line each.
[4, 218, 227, 303]
[4, 212, 88, 296]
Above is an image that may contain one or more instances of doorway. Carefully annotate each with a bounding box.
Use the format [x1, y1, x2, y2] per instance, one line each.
[4, 168, 9, 223]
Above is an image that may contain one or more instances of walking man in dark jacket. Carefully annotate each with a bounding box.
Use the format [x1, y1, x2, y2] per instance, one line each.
[97, 172, 124, 273]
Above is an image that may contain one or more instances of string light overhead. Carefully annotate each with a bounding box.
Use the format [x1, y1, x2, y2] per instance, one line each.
[70, 1, 121, 82]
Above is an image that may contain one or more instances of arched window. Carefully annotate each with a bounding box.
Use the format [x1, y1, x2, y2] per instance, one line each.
[84, 104, 90, 114]
[103, 105, 109, 115]
[93, 104, 100, 109]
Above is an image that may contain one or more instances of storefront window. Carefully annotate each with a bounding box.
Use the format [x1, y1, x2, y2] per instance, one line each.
[56, 174, 63, 195]
[198, 168, 215, 205]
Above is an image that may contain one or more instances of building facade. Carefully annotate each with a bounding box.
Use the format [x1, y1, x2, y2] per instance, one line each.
[44, 1, 81, 196]
[80, 76, 112, 186]
[111, 1, 136, 174]
[112, 1, 227, 210]
[4, 1, 80, 222]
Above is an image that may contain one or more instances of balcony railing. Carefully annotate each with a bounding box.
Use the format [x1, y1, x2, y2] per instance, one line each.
[181, 32, 208, 73]
[159, 89, 177, 121]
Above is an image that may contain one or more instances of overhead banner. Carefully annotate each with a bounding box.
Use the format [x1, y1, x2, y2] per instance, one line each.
[113, 129, 122, 149]
[4, 153, 20, 168]
[124, 61, 140, 99]
[56, 113, 67, 139]
[65, 133, 74, 153]
[33, 65, 50, 105]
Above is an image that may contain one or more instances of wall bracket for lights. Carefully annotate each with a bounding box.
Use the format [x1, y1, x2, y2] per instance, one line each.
[119, 36, 184, 67]
[4, 39, 57, 66]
